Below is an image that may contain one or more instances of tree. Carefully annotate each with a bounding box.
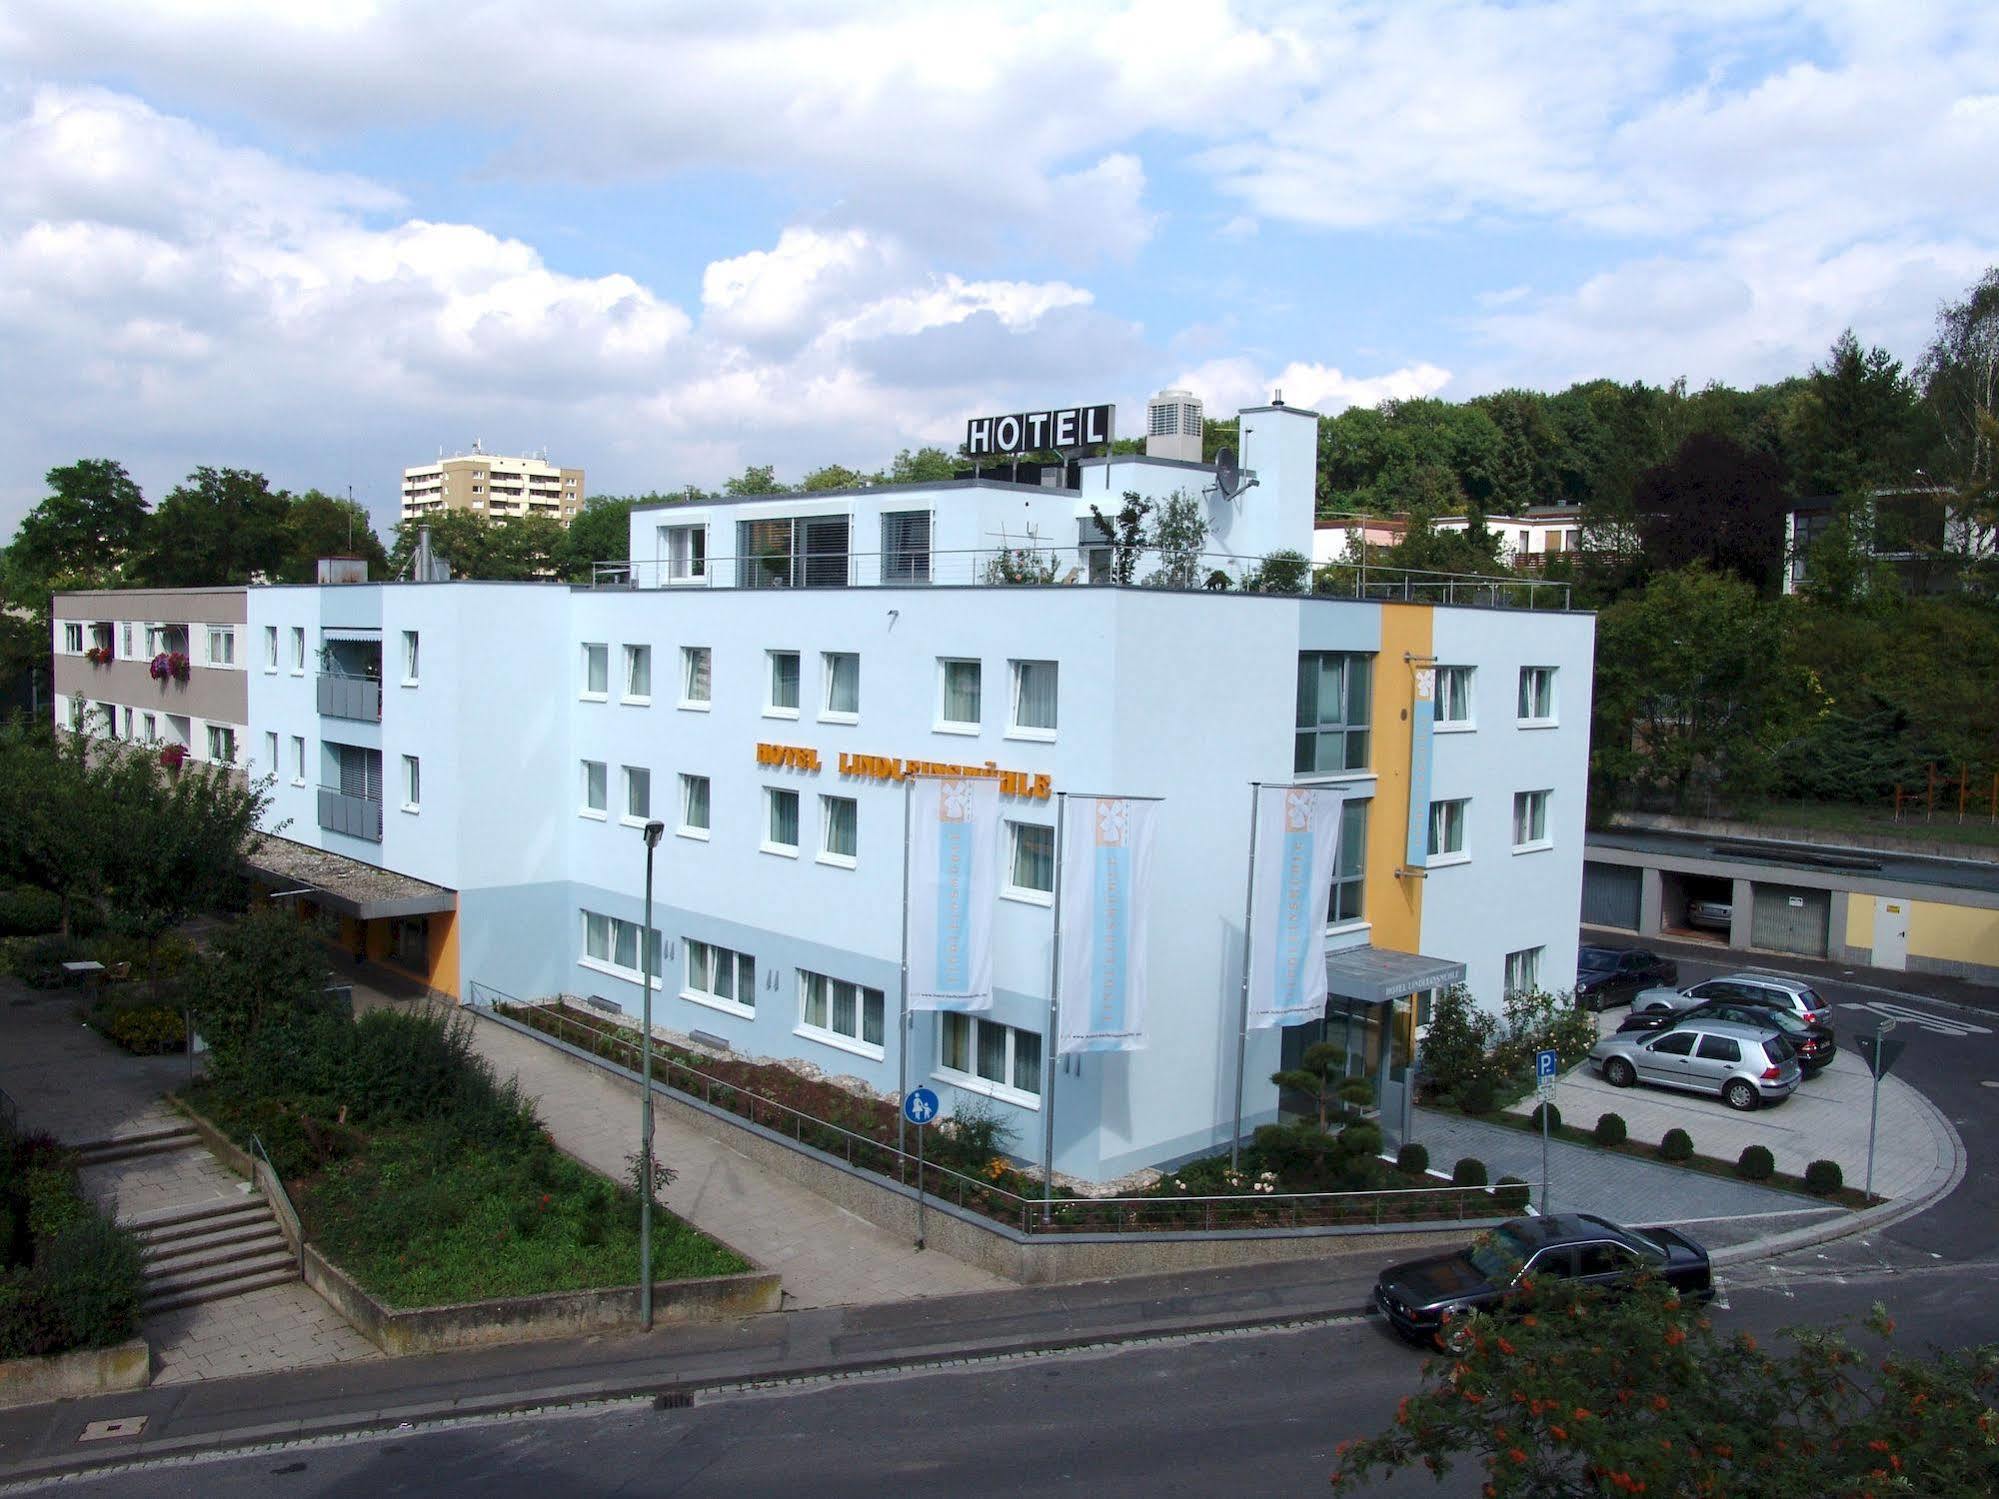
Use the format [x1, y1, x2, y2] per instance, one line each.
[1331, 1275, 1999, 1497]
[1916, 266, 1999, 530]
[1088, 492, 1153, 584]
[1787, 331, 1922, 500]
[1631, 434, 1790, 592]
[888, 447, 958, 484]
[386, 512, 566, 580]
[801, 464, 866, 492]
[1271, 1042, 1372, 1131]
[562, 495, 642, 580]
[132, 468, 293, 587]
[0, 722, 117, 935]
[1139, 490, 1208, 589]
[276, 490, 388, 584]
[185, 905, 335, 1060]
[4, 460, 150, 607]
[722, 464, 783, 497]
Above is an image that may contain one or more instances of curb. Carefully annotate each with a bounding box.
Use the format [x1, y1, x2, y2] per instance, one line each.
[0, 1299, 1374, 1486]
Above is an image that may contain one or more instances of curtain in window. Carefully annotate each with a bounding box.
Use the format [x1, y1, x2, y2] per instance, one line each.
[1013, 661, 1058, 731]
[861, 989, 885, 1046]
[684, 647, 710, 702]
[626, 646, 650, 698]
[881, 511, 931, 583]
[736, 954, 755, 1002]
[683, 775, 709, 829]
[627, 767, 651, 818]
[1011, 823, 1053, 891]
[771, 653, 800, 708]
[613, 919, 638, 971]
[769, 790, 799, 847]
[802, 974, 828, 1029]
[941, 1012, 971, 1072]
[942, 661, 981, 723]
[585, 761, 606, 810]
[1518, 670, 1534, 719]
[824, 797, 857, 857]
[713, 944, 734, 999]
[586, 912, 611, 962]
[831, 980, 857, 1038]
[404, 633, 419, 680]
[1012, 1027, 1042, 1095]
[825, 653, 859, 714]
[976, 1022, 1009, 1085]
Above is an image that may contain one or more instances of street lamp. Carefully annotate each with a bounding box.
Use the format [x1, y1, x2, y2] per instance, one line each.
[638, 818, 665, 1331]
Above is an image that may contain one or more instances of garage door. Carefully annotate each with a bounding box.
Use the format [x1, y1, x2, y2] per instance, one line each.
[1750, 884, 1829, 958]
[1581, 861, 1642, 930]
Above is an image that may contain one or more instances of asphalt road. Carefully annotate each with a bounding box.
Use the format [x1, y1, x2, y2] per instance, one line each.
[36, 1251, 1999, 1499]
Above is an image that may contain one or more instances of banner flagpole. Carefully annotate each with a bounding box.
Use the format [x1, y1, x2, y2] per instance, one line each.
[1230, 781, 1263, 1171]
[897, 776, 912, 1166]
[1040, 791, 1067, 1223]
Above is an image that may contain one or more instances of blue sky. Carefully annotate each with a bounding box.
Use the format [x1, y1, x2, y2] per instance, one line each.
[2, 1, 1995, 541]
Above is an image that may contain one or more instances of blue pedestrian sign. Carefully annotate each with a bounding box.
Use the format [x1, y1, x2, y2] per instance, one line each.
[902, 1087, 940, 1127]
[1536, 1049, 1558, 1081]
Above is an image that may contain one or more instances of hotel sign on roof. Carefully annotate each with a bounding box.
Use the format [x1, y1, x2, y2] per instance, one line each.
[965, 404, 1113, 457]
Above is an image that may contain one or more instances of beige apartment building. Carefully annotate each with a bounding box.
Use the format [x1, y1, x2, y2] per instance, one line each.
[401, 447, 585, 526]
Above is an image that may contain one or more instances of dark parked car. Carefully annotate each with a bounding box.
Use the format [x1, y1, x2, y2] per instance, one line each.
[1617, 1000, 1836, 1073]
[1633, 973, 1835, 1032]
[1374, 1213, 1713, 1346]
[1574, 945, 1680, 1011]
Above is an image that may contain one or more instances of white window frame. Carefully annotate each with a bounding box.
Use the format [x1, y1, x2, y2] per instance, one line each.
[581, 759, 608, 819]
[661, 524, 706, 584]
[934, 1013, 1043, 1110]
[580, 909, 665, 991]
[1517, 666, 1557, 726]
[677, 773, 711, 841]
[264, 625, 279, 673]
[141, 713, 157, 745]
[762, 786, 800, 857]
[1435, 665, 1474, 730]
[205, 723, 235, 763]
[401, 754, 421, 813]
[765, 650, 801, 718]
[1512, 789, 1552, 852]
[622, 764, 652, 826]
[581, 642, 609, 701]
[819, 651, 859, 724]
[1427, 798, 1469, 865]
[401, 630, 420, 686]
[682, 937, 756, 1019]
[290, 626, 306, 675]
[61, 622, 84, 654]
[1007, 659, 1058, 741]
[622, 644, 652, 705]
[263, 730, 278, 773]
[1003, 819, 1055, 906]
[818, 794, 858, 868]
[680, 646, 712, 710]
[937, 657, 982, 735]
[205, 626, 236, 668]
[795, 970, 886, 1061]
[290, 734, 305, 786]
[1504, 946, 1544, 998]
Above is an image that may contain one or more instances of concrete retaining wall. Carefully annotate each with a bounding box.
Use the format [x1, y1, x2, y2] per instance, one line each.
[0, 1339, 149, 1410]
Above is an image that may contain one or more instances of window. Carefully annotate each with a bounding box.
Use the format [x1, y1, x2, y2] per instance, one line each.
[798, 970, 885, 1054]
[1005, 820, 1054, 901]
[1008, 660, 1058, 738]
[264, 731, 278, 771]
[1650, 1030, 1696, 1058]
[401, 630, 420, 684]
[820, 795, 857, 866]
[122, 707, 133, 740]
[66, 696, 84, 731]
[582, 643, 609, 699]
[581, 760, 608, 817]
[678, 773, 710, 838]
[881, 511, 931, 584]
[681, 646, 711, 708]
[1504, 946, 1543, 997]
[582, 909, 665, 986]
[767, 650, 800, 715]
[1695, 1034, 1741, 1064]
[142, 713, 157, 745]
[938, 1014, 1042, 1105]
[1427, 798, 1467, 861]
[1577, 1242, 1639, 1278]
[624, 765, 652, 822]
[206, 627, 235, 666]
[1517, 666, 1557, 723]
[762, 787, 801, 854]
[290, 626, 306, 673]
[1436, 666, 1473, 726]
[121, 622, 134, 657]
[264, 625, 279, 672]
[821, 652, 859, 720]
[1512, 790, 1551, 850]
[62, 622, 83, 654]
[684, 938, 755, 1014]
[938, 658, 981, 731]
[1328, 799, 1368, 925]
[623, 644, 651, 702]
[290, 734, 305, 784]
[205, 724, 235, 763]
[737, 515, 850, 589]
[661, 524, 706, 582]
[1295, 652, 1372, 773]
[402, 754, 421, 812]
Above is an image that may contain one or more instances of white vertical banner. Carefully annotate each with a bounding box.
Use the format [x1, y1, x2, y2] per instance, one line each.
[1246, 785, 1346, 1029]
[907, 776, 999, 1010]
[1057, 796, 1158, 1052]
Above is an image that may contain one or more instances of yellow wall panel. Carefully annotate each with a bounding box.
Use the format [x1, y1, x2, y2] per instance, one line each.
[1363, 604, 1433, 954]
[1908, 900, 1999, 966]
[1845, 891, 1874, 949]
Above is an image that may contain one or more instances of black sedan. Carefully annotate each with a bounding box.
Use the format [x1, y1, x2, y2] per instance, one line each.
[1373, 1213, 1713, 1345]
[1617, 999, 1836, 1072]
[1574, 946, 1680, 1011]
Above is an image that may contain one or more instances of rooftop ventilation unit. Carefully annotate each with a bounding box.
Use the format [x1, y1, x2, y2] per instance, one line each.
[1145, 388, 1203, 462]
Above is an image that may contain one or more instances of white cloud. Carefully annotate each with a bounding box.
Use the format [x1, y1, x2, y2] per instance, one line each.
[1173, 357, 1453, 417]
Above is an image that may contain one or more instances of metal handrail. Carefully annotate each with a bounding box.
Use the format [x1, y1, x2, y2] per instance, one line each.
[248, 1131, 307, 1277]
[471, 995, 1517, 1236]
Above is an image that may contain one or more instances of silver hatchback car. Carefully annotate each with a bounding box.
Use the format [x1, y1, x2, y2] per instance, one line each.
[1589, 1018, 1802, 1111]
[1631, 972, 1835, 1031]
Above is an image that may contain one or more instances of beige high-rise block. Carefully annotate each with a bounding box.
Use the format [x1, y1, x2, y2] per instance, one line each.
[401, 446, 585, 527]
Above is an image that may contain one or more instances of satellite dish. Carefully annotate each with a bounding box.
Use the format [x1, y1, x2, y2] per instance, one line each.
[1214, 447, 1241, 499]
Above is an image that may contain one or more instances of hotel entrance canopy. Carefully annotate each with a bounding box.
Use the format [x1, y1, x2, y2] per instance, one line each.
[1324, 946, 1465, 1005]
[242, 834, 456, 922]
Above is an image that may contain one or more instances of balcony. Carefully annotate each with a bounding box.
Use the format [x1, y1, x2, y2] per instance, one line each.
[317, 672, 382, 722]
[317, 785, 383, 842]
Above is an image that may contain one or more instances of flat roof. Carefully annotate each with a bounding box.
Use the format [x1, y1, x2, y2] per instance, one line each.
[244, 834, 457, 920]
[628, 477, 1071, 514]
[1586, 827, 1999, 899]
[1326, 945, 1467, 1004]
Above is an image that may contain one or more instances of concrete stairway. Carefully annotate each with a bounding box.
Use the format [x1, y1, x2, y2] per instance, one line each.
[73, 1122, 201, 1168]
[133, 1197, 299, 1315]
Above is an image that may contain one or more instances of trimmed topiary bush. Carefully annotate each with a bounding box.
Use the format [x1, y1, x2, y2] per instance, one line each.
[1658, 1127, 1694, 1162]
[1456, 1076, 1497, 1115]
[1451, 1156, 1488, 1188]
[1493, 1176, 1532, 1214]
[1805, 1159, 1844, 1196]
[1735, 1144, 1776, 1181]
[1529, 1101, 1561, 1132]
[1592, 1111, 1628, 1147]
[1396, 1141, 1430, 1176]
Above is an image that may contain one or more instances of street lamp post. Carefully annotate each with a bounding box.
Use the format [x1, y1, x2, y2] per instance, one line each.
[639, 819, 665, 1331]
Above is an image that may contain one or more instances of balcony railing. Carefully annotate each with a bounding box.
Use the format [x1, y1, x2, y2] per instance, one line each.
[317, 785, 383, 843]
[317, 672, 382, 723]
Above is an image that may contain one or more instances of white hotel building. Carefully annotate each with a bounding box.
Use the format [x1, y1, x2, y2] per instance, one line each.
[52, 398, 1594, 1184]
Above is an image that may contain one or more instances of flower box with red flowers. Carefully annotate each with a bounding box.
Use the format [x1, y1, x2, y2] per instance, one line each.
[84, 646, 113, 666]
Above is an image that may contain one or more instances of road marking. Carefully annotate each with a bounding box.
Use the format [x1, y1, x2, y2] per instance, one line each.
[1839, 1000, 1992, 1037]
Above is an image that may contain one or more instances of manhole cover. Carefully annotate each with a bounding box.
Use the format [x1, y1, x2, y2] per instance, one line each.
[78, 1416, 147, 1442]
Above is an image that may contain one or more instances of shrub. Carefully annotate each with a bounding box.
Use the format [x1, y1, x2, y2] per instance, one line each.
[1805, 1158, 1844, 1196]
[1396, 1142, 1430, 1176]
[34, 1216, 143, 1350]
[1451, 1157, 1488, 1188]
[12, 935, 84, 989]
[1735, 1144, 1776, 1181]
[1456, 1076, 1497, 1115]
[94, 1003, 187, 1055]
[1658, 1128, 1694, 1162]
[1529, 1101, 1561, 1132]
[1592, 1112, 1628, 1147]
[1493, 1176, 1532, 1214]
[0, 887, 62, 938]
[1417, 985, 1500, 1098]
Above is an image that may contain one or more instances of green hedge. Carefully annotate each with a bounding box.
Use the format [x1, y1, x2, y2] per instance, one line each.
[0, 1131, 143, 1358]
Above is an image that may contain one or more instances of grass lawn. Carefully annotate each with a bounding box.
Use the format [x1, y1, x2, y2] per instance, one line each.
[1733, 797, 1999, 851]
